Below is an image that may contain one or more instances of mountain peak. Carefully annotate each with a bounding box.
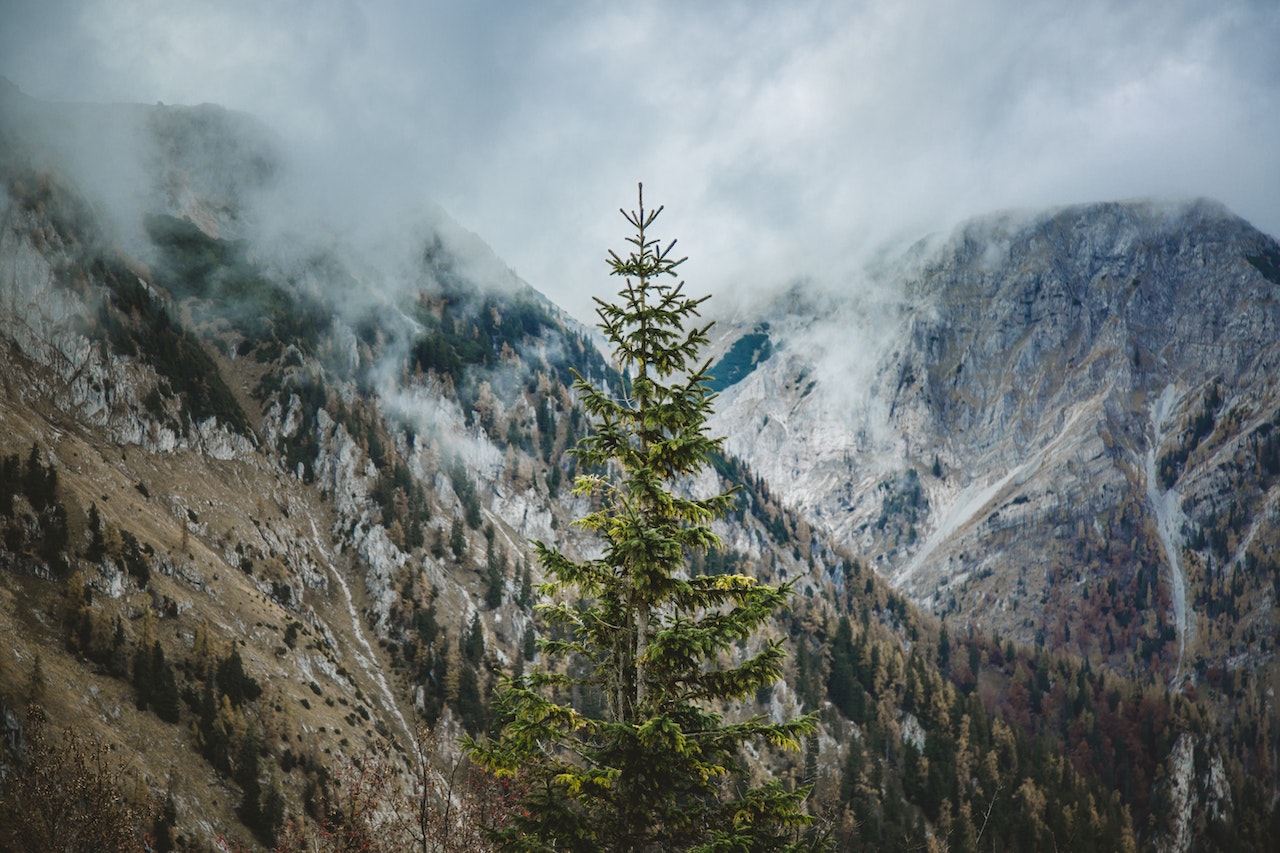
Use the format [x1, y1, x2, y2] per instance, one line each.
[941, 196, 1259, 262]
[711, 193, 1280, 690]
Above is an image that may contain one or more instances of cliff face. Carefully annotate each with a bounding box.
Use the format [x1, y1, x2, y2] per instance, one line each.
[710, 198, 1280, 684]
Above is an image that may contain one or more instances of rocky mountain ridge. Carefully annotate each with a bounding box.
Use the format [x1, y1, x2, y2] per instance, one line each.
[709, 198, 1280, 689]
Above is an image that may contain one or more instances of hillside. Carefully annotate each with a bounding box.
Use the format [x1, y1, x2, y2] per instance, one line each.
[710, 199, 1280, 686]
[0, 84, 1276, 851]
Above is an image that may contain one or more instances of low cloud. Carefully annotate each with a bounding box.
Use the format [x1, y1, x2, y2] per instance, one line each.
[1, 0, 1276, 322]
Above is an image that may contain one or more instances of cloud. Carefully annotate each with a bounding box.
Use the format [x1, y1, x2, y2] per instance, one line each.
[1, 0, 1276, 321]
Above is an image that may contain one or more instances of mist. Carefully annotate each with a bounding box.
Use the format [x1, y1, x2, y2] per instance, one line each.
[2, 0, 1276, 327]
[1, 77, 558, 489]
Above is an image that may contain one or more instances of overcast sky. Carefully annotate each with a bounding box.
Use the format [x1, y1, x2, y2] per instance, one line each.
[2, 0, 1278, 319]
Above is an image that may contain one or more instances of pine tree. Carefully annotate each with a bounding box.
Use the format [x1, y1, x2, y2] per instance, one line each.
[85, 502, 105, 562]
[449, 516, 467, 562]
[827, 616, 860, 720]
[26, 654, 46, 705]
[109, 616, 127, 677]
[469, 186, 817, 851]
[0, 452, 19, 515]
[517, 560, 533, 609]
[151, 641, 182, 724]
[216, 648, 262, 708]
[236, 724, 264, 838]
[521, 626, 537, 661]
[132, 644, 153, 711]
[24, 443, 55, 511]
[485, 538, 506, 609]
[151, 791, 178, 853]
[465, 612, 486, 663]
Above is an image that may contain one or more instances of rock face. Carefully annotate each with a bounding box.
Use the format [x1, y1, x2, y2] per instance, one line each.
[710, 199, 1280, 682]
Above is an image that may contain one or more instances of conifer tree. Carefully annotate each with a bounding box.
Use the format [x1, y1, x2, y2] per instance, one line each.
[449, 516, 467, 562]
[151, 642, 182, 724]
[517, 560, 533, 608]
[151, 791, 178, 852]
[485, 538, 506, 609]
[469, 186, 817, 851]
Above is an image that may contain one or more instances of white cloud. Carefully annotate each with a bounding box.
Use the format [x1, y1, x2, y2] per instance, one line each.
[1, 0, 1277, 320]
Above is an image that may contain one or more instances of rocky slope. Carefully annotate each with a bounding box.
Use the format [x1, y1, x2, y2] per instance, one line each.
[709, 200, 1280, 686]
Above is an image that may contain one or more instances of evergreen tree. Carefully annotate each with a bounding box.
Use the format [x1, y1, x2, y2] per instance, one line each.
[23, 443, 56, 511]
[455, 663, 485, 734]
[37, 500, 70, 574]
[517, 560, 533, 609]
[449, 516, 467, 562]
[132, 645, 153, 711]
[85, 502, 105, 562]
[521, 626, 537, 661]
[259, 774, 286, 847]
[27, 653, 46, 705]
[119, 529, 150, 588]
[236, 725, 264, 838]
[826, 616, 861, 721]
[0, 452, 19, 515]
[465, 612, 486, 663]
[151, 791, 178, 853]
[485, 538, 506, 609]
[469, 186, 817, 851]
[151, 641, 182, 724]
[216, 647, 262, 708]
[108, 617, 128, 678]
[131, 638, 180, 722]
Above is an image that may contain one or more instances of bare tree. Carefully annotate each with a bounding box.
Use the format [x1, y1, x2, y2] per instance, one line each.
[0, 703, 154, 853]
[275, 726, 520, 853]
[397, 723, 521, 852]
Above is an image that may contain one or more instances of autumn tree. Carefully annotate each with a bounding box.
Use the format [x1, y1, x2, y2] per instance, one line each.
[0, 703, 153, 852]
[469, 186, 817, 851]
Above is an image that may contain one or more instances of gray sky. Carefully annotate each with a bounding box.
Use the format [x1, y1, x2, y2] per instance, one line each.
[3, 0, 1278, 320]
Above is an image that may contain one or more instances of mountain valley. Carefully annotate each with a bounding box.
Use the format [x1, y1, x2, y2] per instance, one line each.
[0, 82, 1277, 852]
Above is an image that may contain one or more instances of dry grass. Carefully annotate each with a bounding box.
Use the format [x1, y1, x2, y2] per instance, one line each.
[0, 346, 411, 845]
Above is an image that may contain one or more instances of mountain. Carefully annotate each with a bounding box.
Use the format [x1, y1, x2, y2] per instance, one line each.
[0, 80, 838, 848]
[0, 83, 1276, 851]
[709, 200, 1280, 686]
